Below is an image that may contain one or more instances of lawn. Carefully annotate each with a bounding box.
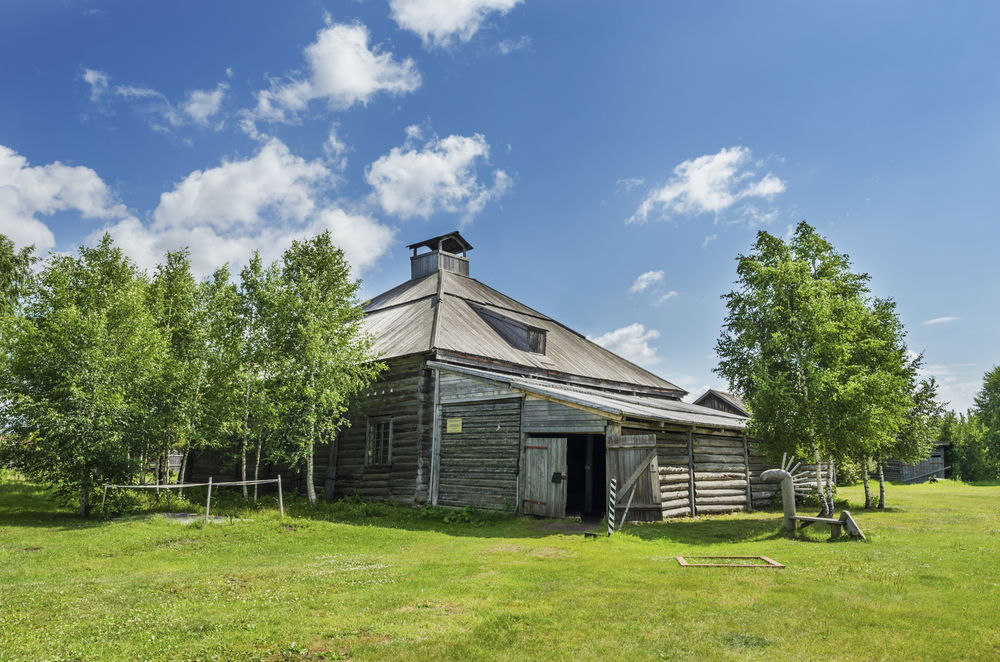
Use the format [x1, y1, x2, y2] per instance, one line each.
[1, 479, 998, 661]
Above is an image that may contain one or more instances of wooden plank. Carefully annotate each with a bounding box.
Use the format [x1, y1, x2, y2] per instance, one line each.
[687, 428, 697, 517]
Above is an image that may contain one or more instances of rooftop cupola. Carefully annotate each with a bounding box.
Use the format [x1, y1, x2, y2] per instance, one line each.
[407, 231, 473, 280]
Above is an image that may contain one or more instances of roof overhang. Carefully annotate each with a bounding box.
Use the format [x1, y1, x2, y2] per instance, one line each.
[427, 360, 748, 432]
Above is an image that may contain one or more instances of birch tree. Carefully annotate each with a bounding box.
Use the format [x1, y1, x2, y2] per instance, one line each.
[0, 235, 164, 516]
[271, 232, 383, 506]
[715, 222, 911, 516]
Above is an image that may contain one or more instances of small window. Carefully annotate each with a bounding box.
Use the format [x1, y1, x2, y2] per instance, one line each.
[527, 328, 546, 354]
[366, 418, 393, 466]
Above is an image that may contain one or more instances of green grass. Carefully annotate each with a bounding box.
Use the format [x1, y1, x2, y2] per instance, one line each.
[1, 480, 999, 661]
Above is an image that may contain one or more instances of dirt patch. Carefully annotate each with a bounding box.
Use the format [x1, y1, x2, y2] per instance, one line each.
[534, 518, 602, 535]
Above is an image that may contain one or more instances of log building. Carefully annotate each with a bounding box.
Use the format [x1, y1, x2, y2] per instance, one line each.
[190, 231, 777, 520]
[320, 232, 778, 521]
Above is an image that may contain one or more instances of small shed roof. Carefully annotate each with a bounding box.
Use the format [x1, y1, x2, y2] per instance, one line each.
[693, 389, 747, 416]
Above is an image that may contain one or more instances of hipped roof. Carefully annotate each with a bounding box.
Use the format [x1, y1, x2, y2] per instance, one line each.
[363, 269, 685, 398]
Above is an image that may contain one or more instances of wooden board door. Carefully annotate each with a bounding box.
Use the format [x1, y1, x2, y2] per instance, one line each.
[523, 438, 567, 517]
[607, 434, 661, 522]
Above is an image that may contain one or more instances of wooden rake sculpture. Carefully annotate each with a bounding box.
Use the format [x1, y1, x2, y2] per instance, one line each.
[761, 454, 866, 540]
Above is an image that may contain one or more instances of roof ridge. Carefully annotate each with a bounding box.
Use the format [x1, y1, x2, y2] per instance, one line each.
[429, 269, 444, 351]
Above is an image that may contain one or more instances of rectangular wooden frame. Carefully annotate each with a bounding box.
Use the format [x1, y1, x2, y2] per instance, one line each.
[675, 556, 784, 568]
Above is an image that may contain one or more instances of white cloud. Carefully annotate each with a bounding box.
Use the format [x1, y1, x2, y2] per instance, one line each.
[628, 270, 664, 294]
[498, 36, 530, 54]
[923, 316, 959, 325]
[365, 127, 510, 222]
[82, 68, 228, 131]
[91, 138, 395, 278]
[390, 0, 523, 48]
[83, 68, 111, 105]
[616, 177, 645, 193]
[245, 21, 420, 130]
[181, 83, 229, 126]
[0, 144, 134, 252]
[588, 323, 661, 366]
[702, 234, 717, 248]
[628, 147, 786, 224]
[654, 292, 678, 306]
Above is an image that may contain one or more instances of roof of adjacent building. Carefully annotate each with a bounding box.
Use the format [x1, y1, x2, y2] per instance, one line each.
[693, 389, 747, 416]
[363, 268, 686, 399]
[428, 362, 747, 431]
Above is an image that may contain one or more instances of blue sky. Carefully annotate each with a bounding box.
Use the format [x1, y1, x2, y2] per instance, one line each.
[2, 1, 997, 412]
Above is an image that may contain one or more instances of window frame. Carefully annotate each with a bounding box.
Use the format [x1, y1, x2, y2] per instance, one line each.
[365, 417, 393, 467]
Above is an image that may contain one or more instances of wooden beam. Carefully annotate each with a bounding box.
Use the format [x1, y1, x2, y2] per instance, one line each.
[687, 427, 697, 517]
[429, 369, 442, 506]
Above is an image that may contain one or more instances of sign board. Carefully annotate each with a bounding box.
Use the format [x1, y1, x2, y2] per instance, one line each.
[446, 418, 463, 433]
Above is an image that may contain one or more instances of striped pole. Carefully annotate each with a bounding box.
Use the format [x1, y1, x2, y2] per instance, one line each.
[608, 476, 617, 537]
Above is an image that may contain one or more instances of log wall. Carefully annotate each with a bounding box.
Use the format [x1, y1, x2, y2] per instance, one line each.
[437, 398, 522, 509]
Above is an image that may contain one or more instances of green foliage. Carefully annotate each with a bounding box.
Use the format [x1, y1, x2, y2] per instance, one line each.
[0, 235, 166, 516]
[715, 222, 912, 499]
[974, 365, 1000, 469]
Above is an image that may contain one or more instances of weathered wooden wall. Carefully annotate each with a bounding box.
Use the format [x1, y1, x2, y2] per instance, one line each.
[522, 397, 607, 434]
[332, 356, 431, 504]
[623, 425, 775, 520]
[437, 398, 521, 509]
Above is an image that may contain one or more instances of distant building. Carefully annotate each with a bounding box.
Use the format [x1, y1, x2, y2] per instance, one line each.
[693, 389, 747, 418]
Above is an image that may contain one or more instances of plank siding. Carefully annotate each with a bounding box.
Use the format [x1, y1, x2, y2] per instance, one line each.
[522, 397, 607, 434]
[437, 399, 522, 509]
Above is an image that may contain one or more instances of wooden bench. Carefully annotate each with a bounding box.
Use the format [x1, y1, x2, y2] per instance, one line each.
[790, 511, 865, 540]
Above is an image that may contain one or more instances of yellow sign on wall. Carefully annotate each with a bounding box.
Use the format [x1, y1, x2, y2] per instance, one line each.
[446, 418, 463, 433]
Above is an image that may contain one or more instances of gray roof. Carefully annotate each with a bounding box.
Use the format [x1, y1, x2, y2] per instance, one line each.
[363, 269, 685, 398]
[428, 362, 747, 431]
[693, 389, 747, 416]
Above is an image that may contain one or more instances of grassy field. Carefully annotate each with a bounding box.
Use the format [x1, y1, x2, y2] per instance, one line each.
[1, 479, 998, 661]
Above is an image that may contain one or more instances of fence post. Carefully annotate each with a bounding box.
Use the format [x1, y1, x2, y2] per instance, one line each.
[205, 477, 213, 525]
[277, 475, 284, 517]
[101, 485, 109, 514]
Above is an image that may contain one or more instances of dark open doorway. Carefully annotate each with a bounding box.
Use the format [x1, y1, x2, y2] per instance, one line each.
[565, 433, 606, 518]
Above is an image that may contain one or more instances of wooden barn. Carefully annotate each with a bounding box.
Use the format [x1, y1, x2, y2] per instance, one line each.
[314, 231, 778, 522]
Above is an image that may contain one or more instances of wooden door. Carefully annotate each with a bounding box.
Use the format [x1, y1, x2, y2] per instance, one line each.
[607, 434, 661, 523]
[523, 438, 567, 517]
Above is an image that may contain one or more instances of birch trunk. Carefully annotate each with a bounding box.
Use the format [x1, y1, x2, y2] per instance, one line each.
[178, 449, 189, 497]
[825, 452, 836, 513]
[862, 458, 871, 509]
[253, 440, 262, 504]
[877, 459, 886, 509]
[240, 377, 251, 502]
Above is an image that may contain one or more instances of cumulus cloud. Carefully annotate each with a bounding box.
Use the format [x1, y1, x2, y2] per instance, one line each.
[628, 147, 785, 224]
[82, 68, 228, 130]
[244, 21, 420, 132]
[0, 144, 134, 252]
[923, 317, 959, 325]
[390, 0, 523, 48]
[365, 127, 510, 223]
[628, 270, 664, 294]
[702, 234, 717, 248]
[91, 138, 395, 278]
[587, 323, 661, 366]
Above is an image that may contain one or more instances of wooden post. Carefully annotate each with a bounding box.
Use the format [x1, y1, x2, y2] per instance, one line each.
[277, 474, 284, 517]
[584, 433, 594, 515]
[101, 485, 109, 514]
[429, 369, 442, 506]
[205, 477, 213, 525]
[166, 486, 171, 511]
[686, 427, 697, 517]
[742, 434, 753, 513]
[781, 475, 796, 532]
